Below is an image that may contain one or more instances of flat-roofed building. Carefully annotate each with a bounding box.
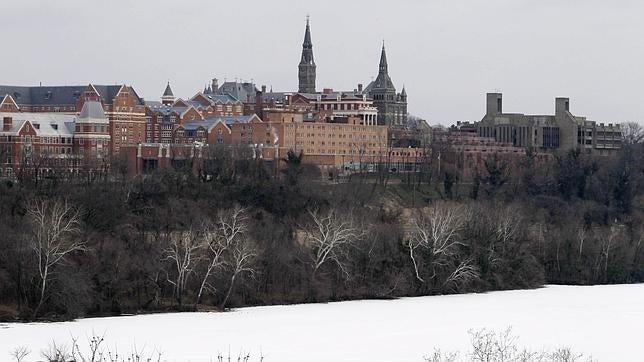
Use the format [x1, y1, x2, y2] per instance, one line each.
[477, 93, 622, 155]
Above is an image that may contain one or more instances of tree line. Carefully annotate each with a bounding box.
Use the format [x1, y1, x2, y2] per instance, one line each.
[0, 135, 642, 321]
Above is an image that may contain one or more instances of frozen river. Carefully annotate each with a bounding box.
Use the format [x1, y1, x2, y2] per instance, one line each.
[1, 284, 643, 361]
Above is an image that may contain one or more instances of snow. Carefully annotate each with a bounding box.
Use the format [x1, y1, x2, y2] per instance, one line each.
[1, 284, 643, 361]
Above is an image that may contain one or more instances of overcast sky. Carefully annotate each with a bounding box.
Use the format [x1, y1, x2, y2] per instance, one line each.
[2, 0, 643, 125]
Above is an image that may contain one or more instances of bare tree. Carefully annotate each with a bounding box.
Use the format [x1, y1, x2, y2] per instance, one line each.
[443, 258, 479, 291]
[163, 229, 201, 306]
[426, 327, 594, 362]
[577, 224, 587, 256]
[196, 206, 248, 305]
[41, 341, 71, 362]
[11, 346, 30, 362]
[71, 334, 105, 362]
[489, 206, 522, 266]
[600, 223, 623, 281]
[302, 208, 364, 280]
[36, 334, 163, 362]
[220, 230, 257, 310]
[26, 199, 83, 318]
[408, 204, 469, 282]
[470, 327, 520, 362]
[621, 122, 644, 145]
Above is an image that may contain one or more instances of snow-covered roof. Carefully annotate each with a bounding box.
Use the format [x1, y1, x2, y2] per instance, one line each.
[0, 112, 75, 137]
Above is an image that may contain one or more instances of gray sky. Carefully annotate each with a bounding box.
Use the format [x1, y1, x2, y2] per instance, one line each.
[2, 0, 643, 125]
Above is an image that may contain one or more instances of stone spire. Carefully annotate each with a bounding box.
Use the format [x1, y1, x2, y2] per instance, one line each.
[303, 16, 313, 52]
[379, 42, 388, 75]
[298, 15, 316, 93]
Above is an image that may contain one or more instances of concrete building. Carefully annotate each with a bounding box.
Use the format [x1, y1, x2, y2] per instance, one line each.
[477, 93, 622, 155]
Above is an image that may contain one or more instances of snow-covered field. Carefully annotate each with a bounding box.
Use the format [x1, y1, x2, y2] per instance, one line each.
[1, 284, 642, 361]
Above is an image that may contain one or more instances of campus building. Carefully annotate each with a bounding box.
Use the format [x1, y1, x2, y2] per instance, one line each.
[477, 93, 622, 154]
[364, 45, 408, 127]
[145, 85, 244, 144]
[0, 84, 146, 155]
[0, 101, 111, 180]
[293, 19, 408, 127]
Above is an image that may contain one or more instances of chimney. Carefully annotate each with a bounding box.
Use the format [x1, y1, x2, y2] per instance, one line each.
[358, 83, 363, 92]
[261, 85, 267, 93]
[486, 93, 502, 115]
[211, 78, 219, 92]
[555, 97, 570, 116]
[3, 116, 12, 131]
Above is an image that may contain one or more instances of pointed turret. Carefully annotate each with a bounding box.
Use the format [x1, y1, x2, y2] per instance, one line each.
[163, 82, 173, 97]
[298, 16, 316, 93]
[162, 82, 175, 105]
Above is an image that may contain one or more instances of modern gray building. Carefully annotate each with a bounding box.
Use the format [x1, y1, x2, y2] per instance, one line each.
[477, 93, 622, 154]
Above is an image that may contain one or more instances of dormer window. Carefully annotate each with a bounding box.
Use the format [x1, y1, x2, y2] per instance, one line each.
[33, 123, 40, 129]
[51, 124, 58, 130]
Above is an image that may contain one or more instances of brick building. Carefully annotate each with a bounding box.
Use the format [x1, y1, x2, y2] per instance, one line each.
[449, 132, 550, 180]
[0, 101, 111, 180]
[0, 84, 146, 156]
[145, 85, 245, 144]
[240, 110, 423, 173]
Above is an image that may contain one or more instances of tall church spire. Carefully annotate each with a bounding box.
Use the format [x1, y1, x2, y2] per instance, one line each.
[303, 15, 313, 50]
[298, 16, 316, 93]
[379, 42, 388, 75]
